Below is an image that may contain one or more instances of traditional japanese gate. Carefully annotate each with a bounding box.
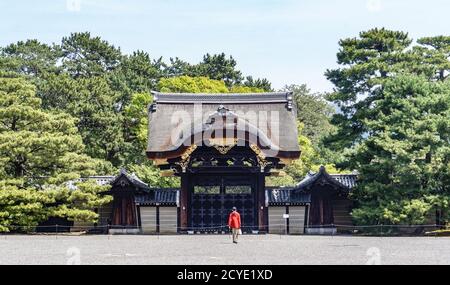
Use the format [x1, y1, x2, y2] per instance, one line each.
[146, 92, 301, 233]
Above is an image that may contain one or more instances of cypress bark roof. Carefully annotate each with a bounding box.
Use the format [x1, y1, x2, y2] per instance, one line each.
[265, 187, 311, 205]
[135, 188, 179, 206]
[266, 166, 358, 204]
[66, 169, 150, 193]
[295, 166, 358, 192]
[146, 92, 300, 160]
[151, 92, 294, 104]
[109, 168, 150, 191]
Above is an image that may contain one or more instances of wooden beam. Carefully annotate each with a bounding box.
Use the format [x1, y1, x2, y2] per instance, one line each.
[180, 173, 189, 231]
[257, 173, 266, 232]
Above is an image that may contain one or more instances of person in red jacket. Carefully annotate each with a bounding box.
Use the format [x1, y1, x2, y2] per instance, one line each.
[228, 207, 242, 244]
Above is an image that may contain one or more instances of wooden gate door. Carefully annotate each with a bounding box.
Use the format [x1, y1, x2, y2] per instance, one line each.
[191, 175, 256, 232]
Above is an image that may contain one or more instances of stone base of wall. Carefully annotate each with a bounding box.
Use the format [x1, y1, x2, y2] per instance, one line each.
[305, 227, 337, 235]
[108, 228, 141, 234]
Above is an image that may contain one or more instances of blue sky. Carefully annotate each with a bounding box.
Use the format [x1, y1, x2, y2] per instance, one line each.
[0, 0, 449, 92]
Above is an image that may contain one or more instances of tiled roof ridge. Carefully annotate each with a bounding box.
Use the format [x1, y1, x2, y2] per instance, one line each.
[150, 91, 294, 106]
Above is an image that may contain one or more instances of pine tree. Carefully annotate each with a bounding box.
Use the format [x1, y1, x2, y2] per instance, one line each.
[351, 75, 450, 224]
[326, 29, 450, 225]
[0, 76, 112, 232]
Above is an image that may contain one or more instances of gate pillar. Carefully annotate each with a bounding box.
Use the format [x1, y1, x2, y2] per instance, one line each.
[180, 173, 190, 232]
[257, 173, 267, 233]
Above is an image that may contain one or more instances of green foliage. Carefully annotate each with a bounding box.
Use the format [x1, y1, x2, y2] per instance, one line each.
[158, 76, 230, 93]
[108, 51, 164, 106]
[352, 197, 443, 226]
[163, 53, 271, 91]
[268, 122, 343, 186]
[195, 53, 243, 87]
[325, 28, 450, 225]
[0, 77, 111, 232]
[128, 162, 179, 188]
[266, 84, 343, 187]
[0, 39, 60, 77]
[0, 181, 113, 233]
[123, 92, 153, 158]
[325, 30, 450, 155]
[350, 75, 450, 224]
[325, 28, 414, 151]
[414, 36, 450, 81]
[49, 180, 112, 222]
[283, 84, 335, 144]
[0, 77, 108, 185]
[265, 175, 296, 187]
[229, 84, 264, 93]
[0, 185, 52, 232]
[242, 76, 272, 92]
[60, 32, 122, 78]
[164, 53, 242, 87]
[39, 74, 125, 165]
[158, 75, 265, 94]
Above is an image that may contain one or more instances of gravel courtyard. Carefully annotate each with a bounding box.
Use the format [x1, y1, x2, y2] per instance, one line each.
[0, 234, 448, 265]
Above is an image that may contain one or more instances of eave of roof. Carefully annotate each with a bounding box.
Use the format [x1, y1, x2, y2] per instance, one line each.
[147, 92, 300, 161]
[109, 168, 150, 191]
[135, 188, 179, 206]
[265, 187, 311, 205]
[151, 91, 293, 105]
[295, 166, 357, 192]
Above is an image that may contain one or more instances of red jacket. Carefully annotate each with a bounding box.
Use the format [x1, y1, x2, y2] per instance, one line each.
[228, 211, 241, 229]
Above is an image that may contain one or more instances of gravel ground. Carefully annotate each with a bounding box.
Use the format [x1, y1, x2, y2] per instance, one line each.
[0, 234, 448, 265]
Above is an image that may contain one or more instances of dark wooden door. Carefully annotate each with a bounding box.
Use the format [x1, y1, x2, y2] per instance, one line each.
[112, 195, 137, 227]
[309, 187, 334, 227]
[190, 175, 256, 232]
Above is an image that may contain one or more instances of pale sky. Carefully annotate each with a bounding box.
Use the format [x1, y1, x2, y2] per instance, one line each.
[0, 0, 449, 92]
